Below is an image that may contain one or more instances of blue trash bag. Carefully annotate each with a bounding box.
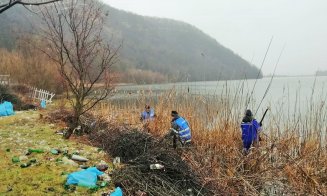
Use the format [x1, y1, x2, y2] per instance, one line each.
[40, 100, 46, 109]
[66, 167, 104, 188]
[110, 187, 123, 196]
[0, 101, 14, 116]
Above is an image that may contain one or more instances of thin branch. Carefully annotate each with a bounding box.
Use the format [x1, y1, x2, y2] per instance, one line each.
[0, 0, 62, 14]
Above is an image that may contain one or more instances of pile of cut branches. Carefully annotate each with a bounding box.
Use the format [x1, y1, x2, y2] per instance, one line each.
[90, 127, 213, 195]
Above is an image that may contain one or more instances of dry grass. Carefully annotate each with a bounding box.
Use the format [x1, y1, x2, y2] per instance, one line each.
[93, 88, 327, 195]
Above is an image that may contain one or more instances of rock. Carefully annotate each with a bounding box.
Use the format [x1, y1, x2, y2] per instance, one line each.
[71, 155, 88, 162]
[62, 157, 78, 166]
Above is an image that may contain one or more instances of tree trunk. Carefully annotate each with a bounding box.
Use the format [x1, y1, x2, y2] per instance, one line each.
[64, 101, 82, 139]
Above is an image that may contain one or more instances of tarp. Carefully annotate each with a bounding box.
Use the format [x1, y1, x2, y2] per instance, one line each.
[0, 101, 14, 117]
[66, 167, 103, 188]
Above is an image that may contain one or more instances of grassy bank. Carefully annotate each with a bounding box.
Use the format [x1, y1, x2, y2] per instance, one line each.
[0, 110, 110, 195]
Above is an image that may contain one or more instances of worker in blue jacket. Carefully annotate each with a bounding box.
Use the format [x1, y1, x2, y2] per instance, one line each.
[140, 104, 156, 122]
[241, 109, 262, 154]
[170, 111, 192, 148]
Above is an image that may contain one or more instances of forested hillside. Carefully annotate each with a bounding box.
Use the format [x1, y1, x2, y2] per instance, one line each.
[0, 4, 262, 83]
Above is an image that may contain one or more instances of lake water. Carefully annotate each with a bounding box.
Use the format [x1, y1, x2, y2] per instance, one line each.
[114, 76, 327, 124]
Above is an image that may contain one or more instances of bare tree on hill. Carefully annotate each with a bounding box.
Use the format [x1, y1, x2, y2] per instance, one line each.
[40, 0, 119, 139]
[0, 0, 61, 14]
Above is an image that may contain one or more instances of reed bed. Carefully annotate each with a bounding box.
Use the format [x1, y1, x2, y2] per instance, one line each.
[92, 84, 327, 195]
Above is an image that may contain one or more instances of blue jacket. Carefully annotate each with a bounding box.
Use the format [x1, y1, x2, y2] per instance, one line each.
[172, 116, 191, 143]
[241, 119, 260, 145]
[141, 108, 155, 121]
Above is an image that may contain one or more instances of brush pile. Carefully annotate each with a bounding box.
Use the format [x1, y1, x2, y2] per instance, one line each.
[89, 127, 212, 195]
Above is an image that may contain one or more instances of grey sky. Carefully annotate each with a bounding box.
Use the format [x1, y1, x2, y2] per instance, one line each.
[102, 0, 327, 76]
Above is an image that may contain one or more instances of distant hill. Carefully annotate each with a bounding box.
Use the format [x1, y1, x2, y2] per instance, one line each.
[0, 4, 262, 83]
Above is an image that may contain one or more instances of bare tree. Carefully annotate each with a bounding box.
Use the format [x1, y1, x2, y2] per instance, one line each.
[0, 0, 61, 14]
[40, 0, 119, 138]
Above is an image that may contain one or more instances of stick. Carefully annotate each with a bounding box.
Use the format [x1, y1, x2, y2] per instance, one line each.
[260, 108, 270, 125]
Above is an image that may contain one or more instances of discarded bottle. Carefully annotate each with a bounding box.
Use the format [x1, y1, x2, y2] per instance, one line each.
[149, 163, 164, 170]
[12, 157, 20, 163]
[20, 162, 31, 168]
[28, 149, 44, 153]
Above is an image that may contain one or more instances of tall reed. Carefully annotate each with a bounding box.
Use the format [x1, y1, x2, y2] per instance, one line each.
[93, 82, 327, 195]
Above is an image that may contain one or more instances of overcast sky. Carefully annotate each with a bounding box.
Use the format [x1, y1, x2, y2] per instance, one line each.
[102, 0, 327, 76]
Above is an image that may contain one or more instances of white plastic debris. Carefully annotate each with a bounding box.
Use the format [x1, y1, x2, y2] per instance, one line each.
[149, 163, 164, 170]
[113, 157, 121, 165]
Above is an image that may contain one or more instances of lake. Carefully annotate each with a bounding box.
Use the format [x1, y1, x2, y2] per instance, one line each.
[113, 76, 327, 124]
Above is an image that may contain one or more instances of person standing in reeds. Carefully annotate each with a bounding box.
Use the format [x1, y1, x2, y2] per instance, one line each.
[170, 111, 192, 149]
[241, 109, 262, 154]
[140, 104, 156, 133]
[140, 104, 156, 122]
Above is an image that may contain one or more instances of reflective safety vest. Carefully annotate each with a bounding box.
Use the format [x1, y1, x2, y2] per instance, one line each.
[141, 108, 155, 121]
[240, 119, 260, 145]
[173, 117, 191, 143]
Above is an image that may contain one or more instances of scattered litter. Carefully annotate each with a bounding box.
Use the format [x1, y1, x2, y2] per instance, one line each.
[28, 148, 44, 153]
[62, 157, 78, 166]
[66, 167, 106, 188]
[12, 157, 20, 163]
[55, 130, 64, 135]
[0, 101, 15, 117]
[99, 181, 108, 187]
[19, 155, 28, 161]
[20, 162, 31, 168]
[50, 149, 59, 155]
[149, 163, 164, 170]
[40, 100, 46, 109]
[100, 173, 111, 182]
[113, 157, 120, 165]
[71, 155, 88, 162]
[29, 158, 37, 163]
